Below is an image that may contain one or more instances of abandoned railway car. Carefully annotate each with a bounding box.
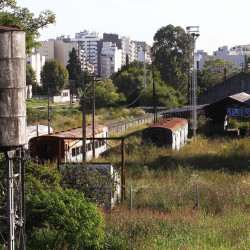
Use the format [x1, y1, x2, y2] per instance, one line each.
[29, 125, 108, 163]
[142, 117, 188, 150]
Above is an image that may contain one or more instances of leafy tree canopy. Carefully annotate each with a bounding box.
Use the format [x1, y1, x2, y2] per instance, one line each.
[0, 0, 16, 9]
[198, 56, 240, 93]
[66, 48, 85, 91]
[112, 60, 185, 108]
[0, 1, 55, 54]
[84, 78, 120, 109]
[41, 59, 69, 95]
[151, 24, 193, 96]
[26, 63, 36, 86]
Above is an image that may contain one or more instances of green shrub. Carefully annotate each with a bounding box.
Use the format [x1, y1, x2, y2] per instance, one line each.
[25, 162, 105, 249]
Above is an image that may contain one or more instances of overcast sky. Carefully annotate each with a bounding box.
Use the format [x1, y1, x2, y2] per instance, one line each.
[17, 0, 249, 54]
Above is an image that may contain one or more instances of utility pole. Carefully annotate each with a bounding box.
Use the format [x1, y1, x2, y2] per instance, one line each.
[186, 26, 200, 140]
[152, 60, 157, 123]
[82, 93, 86, 163]
[92, 79, 95, 158]
[48, 88, 51, 134]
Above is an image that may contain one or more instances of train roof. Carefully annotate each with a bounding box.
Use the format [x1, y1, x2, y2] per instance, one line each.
[35, 125, 107, 139]
[150, 118, 188, 132]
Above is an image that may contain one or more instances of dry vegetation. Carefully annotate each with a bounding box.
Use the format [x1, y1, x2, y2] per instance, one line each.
[102, 135, 250, 249]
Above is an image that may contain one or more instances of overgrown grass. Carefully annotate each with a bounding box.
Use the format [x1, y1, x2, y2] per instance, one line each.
[27, 105, 147, 132]
[104, 208, 249, 249]
[103, 135, 250, 249]
[27, 106, 91, 132]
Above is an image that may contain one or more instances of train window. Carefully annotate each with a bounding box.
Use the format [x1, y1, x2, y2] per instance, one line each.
[95, 141, 99, 148]
[72, 148, 76, 157]
[87, 143, 91, 151]
[76, 147, 80, 155]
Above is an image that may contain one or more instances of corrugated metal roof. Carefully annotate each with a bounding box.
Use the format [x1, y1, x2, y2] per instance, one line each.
[0, 26, 22, 31]
[161, 104, 207, 114]
[151, 118, 188, 132]
[39, 125, 107, 139]
[229, 92, 250, 103]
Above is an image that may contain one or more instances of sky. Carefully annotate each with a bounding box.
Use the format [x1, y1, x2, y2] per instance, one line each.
[17, 0, 250, 54]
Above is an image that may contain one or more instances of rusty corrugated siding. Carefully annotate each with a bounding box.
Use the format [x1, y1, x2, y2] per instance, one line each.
[151, 118, 188, 133]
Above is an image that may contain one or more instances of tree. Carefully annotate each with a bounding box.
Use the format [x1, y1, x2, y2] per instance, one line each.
[151, 24, 193, 96]
[0, 0, 16, 10]
[112, 61, 185, 108]
[66, 48, 84, 91]
[0, 2, 55, 54]
[198, 56, 240, 93]
[111, 61, 149, 106]
[26, 63, 36, 86]
[24, 163, 105, 249]
[83, 78, 120, 109]
[41, 59, 69, 95]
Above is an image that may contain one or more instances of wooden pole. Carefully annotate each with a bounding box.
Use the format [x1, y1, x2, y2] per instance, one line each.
[82, 93, 86, 163]
[121, 138, 125, 201]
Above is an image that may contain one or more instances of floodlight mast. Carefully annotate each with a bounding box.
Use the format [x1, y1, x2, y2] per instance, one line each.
[186, 26, 199, 140]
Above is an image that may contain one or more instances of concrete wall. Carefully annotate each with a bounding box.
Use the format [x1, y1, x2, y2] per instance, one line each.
[198, 72, 250, 104]
[108, 113, 162, 134]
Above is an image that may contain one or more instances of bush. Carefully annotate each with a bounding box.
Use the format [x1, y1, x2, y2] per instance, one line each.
[25, 162, 105, 249]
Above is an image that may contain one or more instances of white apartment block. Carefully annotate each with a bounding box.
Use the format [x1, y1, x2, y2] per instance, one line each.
[136, 42, 152, 63]
[73, 30, 100, 74]
[26, 53, 45, 85]
[101, 42, 122, 77]
[230, 45, 250, 56]
[197, 46, 246, 70]
[122, 36, 137, 64]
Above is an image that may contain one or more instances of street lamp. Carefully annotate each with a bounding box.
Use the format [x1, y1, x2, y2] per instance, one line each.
[186, 26, 199, 139]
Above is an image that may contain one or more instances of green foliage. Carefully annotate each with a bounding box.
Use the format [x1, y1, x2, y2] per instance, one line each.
[85, 78, 120, 108]
[25, 162, 105, 249]
[27, 105, 84, 132]
[0, 1, 16, 10]
[26, 63, 36, 87]
[151, 24, 192, 96]
[112, 61, 185, 108]
[111, 61, 146, 106]
[60, 164, 119, 205]
[227, 119, 249, 129]
[0, 3, 55, 54]
[66, 48, 85, 91]
[41, 59, 69, 95]
[198, 56, 240, 93]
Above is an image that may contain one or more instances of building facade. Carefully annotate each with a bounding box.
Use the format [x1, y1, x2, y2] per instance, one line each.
[196, 46, 247, 70]
[73, 30, 101, 74]
[100, 42, 122, 77]
[26, 52, 45, 85]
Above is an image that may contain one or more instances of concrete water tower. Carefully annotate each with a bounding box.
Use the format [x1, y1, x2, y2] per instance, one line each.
[0, 26, 26, 150]
[0, 26, 26, 250]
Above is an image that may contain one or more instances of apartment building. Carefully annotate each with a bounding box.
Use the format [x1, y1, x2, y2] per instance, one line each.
[26, 53, 45, 85]
[73, 30, 100, 74]
[100, 42, 122, 77]
[136, 41, 152, 63]
[122, 36, 137, 64]
[196, 46, 246, 70]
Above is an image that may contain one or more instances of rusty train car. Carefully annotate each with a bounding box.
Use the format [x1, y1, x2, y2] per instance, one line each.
[29, 125, 108, 163]
[142, 118, 188, 150]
